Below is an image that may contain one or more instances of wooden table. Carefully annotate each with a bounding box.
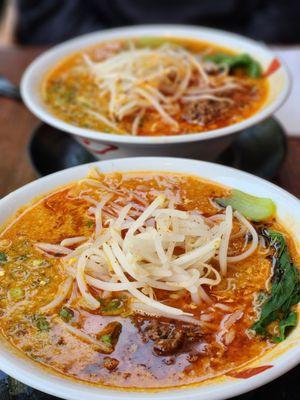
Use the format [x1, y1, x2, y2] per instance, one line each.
[0, 47, 41, 198]
[1, 46, 300, 198]
[0, 47, 300, 400]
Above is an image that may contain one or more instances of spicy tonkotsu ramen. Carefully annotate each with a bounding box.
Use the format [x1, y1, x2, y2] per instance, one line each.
[43, 37, 269, 136]
[0, 170, 299, 389]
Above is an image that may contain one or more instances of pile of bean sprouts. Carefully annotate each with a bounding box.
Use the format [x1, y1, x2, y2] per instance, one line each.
[35, 171, 259, 326]
[82, 42, 243, 135]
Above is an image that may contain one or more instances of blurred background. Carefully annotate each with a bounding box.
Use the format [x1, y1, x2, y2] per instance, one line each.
[1, 0, 300, 45]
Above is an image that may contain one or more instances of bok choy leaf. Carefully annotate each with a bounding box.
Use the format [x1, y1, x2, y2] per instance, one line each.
[204, 53, 262, 78]
[215, 190, 276, 222]
[252, 229, 300, 341]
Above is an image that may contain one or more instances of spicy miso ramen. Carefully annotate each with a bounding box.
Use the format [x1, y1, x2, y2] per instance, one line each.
[0, 170, 299, 389]
[43, 37, 269, 136]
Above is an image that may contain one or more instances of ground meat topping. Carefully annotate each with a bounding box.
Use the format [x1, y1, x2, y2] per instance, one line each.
[102, 357, 119, 371]
[181, 100, 231, 125]
[153, 329, 184, 356]
[135, 317, 202, 356]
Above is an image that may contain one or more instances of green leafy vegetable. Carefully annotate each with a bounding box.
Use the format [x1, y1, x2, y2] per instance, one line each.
[9, 287, 24, 300]
[35, 317, 50, 331]
[273, 311, 298, 343]
[59, 307, 74, 322]
[252, 230, 300, 341]
[215, 189, 276, 222]
[0, 252, 7, 263]
[204, 52, 262, 78]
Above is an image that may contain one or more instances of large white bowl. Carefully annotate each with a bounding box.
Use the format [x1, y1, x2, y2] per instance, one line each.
[0, 157, 299, 400]
[21, 25, 291, 161]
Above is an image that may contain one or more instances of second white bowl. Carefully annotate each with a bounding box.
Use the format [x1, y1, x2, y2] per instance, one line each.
[21, 25, 291, 160]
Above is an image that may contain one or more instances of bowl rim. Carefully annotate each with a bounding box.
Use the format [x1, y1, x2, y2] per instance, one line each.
[0, 156, 299, 400]
[20, 24, 291, 145]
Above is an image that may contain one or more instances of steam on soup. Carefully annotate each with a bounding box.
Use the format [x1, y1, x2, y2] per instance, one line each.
[0, 170, 299, 389]
[43, 37, 268, 136]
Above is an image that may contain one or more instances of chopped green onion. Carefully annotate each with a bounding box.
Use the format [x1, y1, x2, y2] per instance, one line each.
[105, 300, 121, 309]
[215, 189, 276, 222]
[36, 317, 50, 331]
[9, 287, 24, 301]
[101, 334, 112, 344]
[101, 299, 124, 316]
[59, 307, 74, 322]
[0, 252, 7, 263]
[97, 322, 122, 346]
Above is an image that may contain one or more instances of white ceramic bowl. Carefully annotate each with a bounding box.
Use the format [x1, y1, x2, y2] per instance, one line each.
[0, 157, 299, 400]
[21, 25, 291, 161]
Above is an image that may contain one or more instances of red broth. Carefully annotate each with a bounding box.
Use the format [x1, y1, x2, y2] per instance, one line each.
[43, 38, 268, 136]
[0, 172, 297, 389]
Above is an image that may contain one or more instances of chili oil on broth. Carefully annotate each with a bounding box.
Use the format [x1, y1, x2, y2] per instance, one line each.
[42, 37, 269, 136]
[0, 171, 291, 389]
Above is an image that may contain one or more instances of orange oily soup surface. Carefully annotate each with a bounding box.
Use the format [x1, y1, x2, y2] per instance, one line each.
[0, 172, 297, 389]
[43, 37, 268, 136]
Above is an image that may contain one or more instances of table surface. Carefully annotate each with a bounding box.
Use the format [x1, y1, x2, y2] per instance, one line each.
[0, 46, 299, 399]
